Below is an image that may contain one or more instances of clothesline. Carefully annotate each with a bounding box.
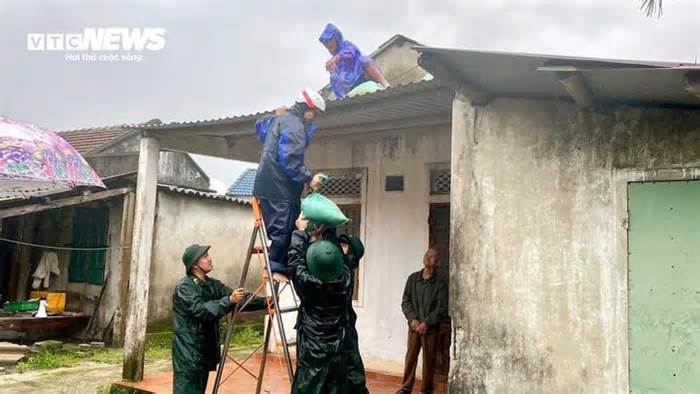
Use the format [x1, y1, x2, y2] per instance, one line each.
[0, 236, 130, 251]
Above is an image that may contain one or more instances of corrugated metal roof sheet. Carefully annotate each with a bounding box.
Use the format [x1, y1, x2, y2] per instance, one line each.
[416, 47, 700, 107]
[145, 79, 452, 135]
[158, 184, 250, 205]
[226, 168, 256, 197]
[417, 46, 689, 69]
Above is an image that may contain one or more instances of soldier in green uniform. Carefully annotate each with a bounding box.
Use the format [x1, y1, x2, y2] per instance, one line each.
[172, 244, 266, 393]
[287, 218, 369, 394]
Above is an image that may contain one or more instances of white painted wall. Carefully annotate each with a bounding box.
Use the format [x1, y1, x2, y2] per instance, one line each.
[148, 191, 259, 324]
[305, 125, 451, 372]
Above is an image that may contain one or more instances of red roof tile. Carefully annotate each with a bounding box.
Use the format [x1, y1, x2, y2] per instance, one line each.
[59, 126, 130, 154]
[59, 119, 161, 154]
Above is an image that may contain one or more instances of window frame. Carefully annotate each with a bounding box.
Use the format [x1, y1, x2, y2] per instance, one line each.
[313, 168, 367, 305]
[68, 206, 109, 285]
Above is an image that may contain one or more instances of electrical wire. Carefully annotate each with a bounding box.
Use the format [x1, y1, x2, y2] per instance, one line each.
[0, 236, 130, 251]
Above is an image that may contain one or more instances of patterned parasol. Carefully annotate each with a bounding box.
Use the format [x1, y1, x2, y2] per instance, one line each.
[0, 116, 105, 200]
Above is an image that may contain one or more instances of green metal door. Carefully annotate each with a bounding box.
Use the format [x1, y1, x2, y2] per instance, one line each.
[628, 181, 700, 393]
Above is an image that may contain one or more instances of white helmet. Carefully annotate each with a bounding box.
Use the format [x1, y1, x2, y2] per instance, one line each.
[296, 88, 326, 112]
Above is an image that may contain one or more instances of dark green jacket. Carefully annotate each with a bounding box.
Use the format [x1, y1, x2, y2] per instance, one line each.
[288, 229, 368, 393]
[171, 275, 266, 373]
[401, 270, 448, 330]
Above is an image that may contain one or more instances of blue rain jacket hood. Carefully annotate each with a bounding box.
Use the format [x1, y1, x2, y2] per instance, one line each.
[319, 23, 366, 99]
[253, 104, 317, 202]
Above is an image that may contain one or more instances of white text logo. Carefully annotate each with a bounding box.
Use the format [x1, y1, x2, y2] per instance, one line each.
[27, 28, 167, 51]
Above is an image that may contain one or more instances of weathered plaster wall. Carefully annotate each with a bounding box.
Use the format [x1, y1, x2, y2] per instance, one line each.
[374, 40, 429, 86]
[306, 126, 451, 373]
[90, 144, 209, 190]
[158, 151, 209, 190]
[87, 154, 139, 178]
[100, 134, 141, 154]
[148, 191, 256, 323]
[449, 94, 700, 393]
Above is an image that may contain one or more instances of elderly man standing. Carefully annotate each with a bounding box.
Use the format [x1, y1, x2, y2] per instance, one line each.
[398, 248, 448, 394]
[172, 244, 266, 394]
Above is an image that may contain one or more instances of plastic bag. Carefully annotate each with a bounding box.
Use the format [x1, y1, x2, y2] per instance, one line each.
[347, 80, 385, 97]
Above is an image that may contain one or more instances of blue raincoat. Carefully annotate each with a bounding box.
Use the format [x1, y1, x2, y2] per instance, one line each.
[319, 23, 375, 99]
[253, 104, 318, 274]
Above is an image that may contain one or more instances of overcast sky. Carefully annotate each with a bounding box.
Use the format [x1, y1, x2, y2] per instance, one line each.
[1, 0, 698, 132]
[1, 1, 698, 190]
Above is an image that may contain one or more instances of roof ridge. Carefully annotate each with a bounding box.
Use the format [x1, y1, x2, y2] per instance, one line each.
[143, 79, 441, 130]
[59, 118, 162, 134]
[59, 124, 131, 134]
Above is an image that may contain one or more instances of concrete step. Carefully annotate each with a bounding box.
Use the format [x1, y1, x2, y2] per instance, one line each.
[0, 342, 30, 366]
[0, 342, 30, 353]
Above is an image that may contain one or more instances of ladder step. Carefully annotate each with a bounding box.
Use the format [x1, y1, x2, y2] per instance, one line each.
[214, 215, 296, 393]
[279, 306, 299, 314]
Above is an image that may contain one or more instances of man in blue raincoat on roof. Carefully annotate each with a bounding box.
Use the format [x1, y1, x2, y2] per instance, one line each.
[319, 23, 390, 99]
[253, 88, 325, 284]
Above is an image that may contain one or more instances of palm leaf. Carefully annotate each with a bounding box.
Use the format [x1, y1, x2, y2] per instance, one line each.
[640, 0, 663, 17]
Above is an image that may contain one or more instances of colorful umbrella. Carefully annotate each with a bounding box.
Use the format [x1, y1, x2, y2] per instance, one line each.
[0, 116, 105, 200]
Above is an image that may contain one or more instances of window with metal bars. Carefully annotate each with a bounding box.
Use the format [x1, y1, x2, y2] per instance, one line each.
[316, 172, 362, 198]
[430, 169, 451, 195]
[310, 169, 364, 301]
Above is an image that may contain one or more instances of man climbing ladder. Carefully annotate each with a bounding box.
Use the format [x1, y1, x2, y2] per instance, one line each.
[252, 88, 326, 284]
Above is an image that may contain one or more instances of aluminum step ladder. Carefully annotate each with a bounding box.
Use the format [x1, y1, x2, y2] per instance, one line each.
[212, 197, 300, 394]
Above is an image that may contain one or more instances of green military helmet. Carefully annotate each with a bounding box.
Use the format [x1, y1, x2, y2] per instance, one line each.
[182, 244, 210, 273]
[306, 240, 344, 282]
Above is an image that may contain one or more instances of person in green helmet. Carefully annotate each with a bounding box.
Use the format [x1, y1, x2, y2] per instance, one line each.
[287, 216, 368, 393]
[171, 244, 267, 394]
